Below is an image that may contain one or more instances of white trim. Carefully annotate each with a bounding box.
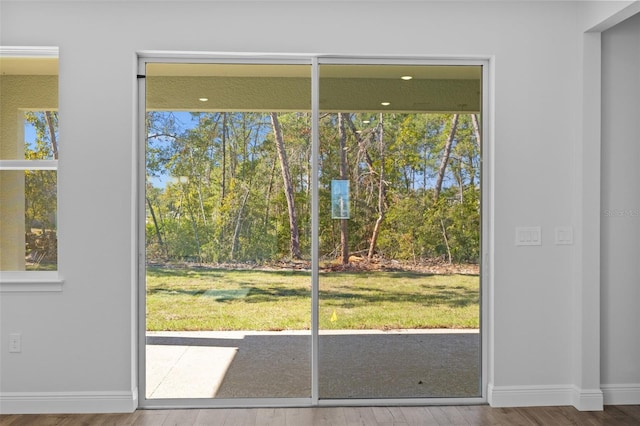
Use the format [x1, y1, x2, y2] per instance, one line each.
[0, 272, 63, 292]
[487, 384, 604, 411]
[572, 387, 604, 411]
[141, 398, 312, 410]
[481, 57, 495, 402]
[318, 397, 485, 407]
[0, 390, 137, 414]
[318, 55, 489, 65]
[136, 57, 148, 408]
[137, 52, 491, 408]
[571, 27, 602, 411]
[138, 51, 312, 65]
[0, 46, 61, 288]
[488, 384, 576, 408]
[0, 46, 58, 57]
[602, 384, 640, 405]
[130, 51, 140, 408]
[0, 160, 58, 170]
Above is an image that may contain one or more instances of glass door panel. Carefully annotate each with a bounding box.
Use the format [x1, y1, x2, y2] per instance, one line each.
[318, 64, 482, 399]
[144, 63, 312, 399]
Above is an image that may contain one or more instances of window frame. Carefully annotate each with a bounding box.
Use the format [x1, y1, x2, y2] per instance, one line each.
[137, 52, 492, 408]
[0, 46, 63, 292]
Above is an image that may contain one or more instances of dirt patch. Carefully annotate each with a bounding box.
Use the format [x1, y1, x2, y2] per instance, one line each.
[148, 257, 479, 275]
[323, 257, 479, 275]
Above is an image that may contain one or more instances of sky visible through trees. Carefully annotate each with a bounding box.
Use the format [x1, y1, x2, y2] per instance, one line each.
[22, 112, 58, 269]
[145, 110, 480, 266]
[21, 110, 480, 268]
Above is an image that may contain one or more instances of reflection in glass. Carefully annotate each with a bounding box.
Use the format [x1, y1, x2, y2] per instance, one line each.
[331, 180, 350, 219]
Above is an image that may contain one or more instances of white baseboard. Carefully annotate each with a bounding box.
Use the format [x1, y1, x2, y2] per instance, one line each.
[488, 384, 574, 408]
[602, 383, 640, 405]
[0, 389, 137, 414]
[488, 384, 604, 411]
[571, 387, 604, 411]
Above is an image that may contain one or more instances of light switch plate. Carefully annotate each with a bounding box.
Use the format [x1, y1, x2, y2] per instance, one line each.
[9, 333, 21, 353]
[516, 226, 541, 246]
[555, 226, 573, 245]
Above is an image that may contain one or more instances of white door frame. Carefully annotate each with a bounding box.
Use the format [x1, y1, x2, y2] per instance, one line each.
[136, 52, 493, 409]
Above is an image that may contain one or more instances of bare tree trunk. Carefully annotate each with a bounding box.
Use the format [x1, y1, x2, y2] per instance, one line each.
[44, 111, 58, 159]
[454, 160, 464, 203]
[338, 113, 349, 264]
[230, 187, 250, 261]
[468, 152, 476, 187]
[270, 113, 302, 259]
[184, 193, 202, 261]
[187, 147, 207, 226]
[264, 157, 277, 228]
[146, 196, 165, 256]
[440, 218, 452, 264]
[471, 113, 481, 151]
[368, 114, 386, 260]
[196, 183, 207, 226]
[221, 113, 227, 202]
[434, 114, 459, 200]
[343, 114, 375, 174]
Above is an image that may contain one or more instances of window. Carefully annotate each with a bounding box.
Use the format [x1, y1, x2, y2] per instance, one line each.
[0, 47, 61, 290]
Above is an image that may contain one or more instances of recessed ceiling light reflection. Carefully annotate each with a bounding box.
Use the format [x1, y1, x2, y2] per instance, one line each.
[381, 102, 391, 106]
[362, 120, 370, 124]
[199, 97, 209, 102]
[401, 75, 413, 80]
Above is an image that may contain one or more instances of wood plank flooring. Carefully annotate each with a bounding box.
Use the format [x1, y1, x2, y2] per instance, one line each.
[1, 405, 640, 426]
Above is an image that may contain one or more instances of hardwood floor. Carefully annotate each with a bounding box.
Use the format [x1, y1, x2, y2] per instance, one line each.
[1, 405, 640, 426]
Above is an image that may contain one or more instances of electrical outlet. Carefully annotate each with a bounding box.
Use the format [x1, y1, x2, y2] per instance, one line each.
[9, 333, 21, 353]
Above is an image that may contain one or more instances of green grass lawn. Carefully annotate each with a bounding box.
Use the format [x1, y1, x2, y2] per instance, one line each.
[146, 267, 479, 331]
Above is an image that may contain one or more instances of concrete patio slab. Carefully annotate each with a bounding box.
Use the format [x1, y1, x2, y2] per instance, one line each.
[145, 329, 480, 400]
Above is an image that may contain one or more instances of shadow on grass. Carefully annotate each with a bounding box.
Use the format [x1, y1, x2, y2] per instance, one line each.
[318, 287, 478, 308]
[147, 267, 225, 279]
[147, 268, 479, 308]
[148, 288, 205, 296]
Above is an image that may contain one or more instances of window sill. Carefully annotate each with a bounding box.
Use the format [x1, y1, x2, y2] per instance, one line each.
[0, 272, 64, 292]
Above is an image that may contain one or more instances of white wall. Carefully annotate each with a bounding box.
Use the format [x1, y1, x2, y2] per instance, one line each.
[0, 0, 637, 413]
[601, 11, 640, 404]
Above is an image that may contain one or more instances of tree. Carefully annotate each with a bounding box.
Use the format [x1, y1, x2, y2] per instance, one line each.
[368, 113, 386, 260]
[143, 110, 480, 266]
[146, 184, 166, 258]
[24, 111, 58, 232]
[434, 114, 459, 201]
[270, 112, 302, 259]
[338, 113, 349, 264]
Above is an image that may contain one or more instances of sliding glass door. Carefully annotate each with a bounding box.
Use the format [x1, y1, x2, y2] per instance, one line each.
[142, 62, 312, 400]
[139, 56, 484, 406]
[317, 63, 482, 399]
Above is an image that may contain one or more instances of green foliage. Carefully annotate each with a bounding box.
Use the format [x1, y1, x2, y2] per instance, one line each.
[22, 112, 58, 267]
[146, 111, 481, 265]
